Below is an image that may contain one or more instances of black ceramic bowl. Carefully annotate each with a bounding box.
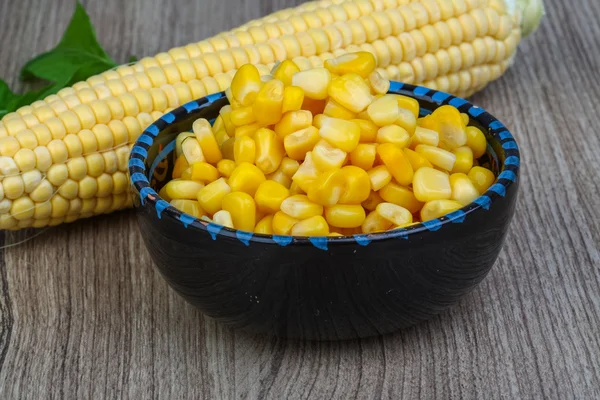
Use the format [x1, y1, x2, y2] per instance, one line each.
[129, 82, 520, 341]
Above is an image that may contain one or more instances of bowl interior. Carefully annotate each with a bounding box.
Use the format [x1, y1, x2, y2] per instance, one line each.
[130, 82, 520, 244]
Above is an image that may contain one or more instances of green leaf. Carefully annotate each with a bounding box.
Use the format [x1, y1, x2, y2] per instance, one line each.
[20, 0, 117, 82]
[56, 1, 113, 60]
[128, 55, 138, 63]
[0, 1, 135, 119]
[0, 80, 20, 118]
[21, 48, 115, 83]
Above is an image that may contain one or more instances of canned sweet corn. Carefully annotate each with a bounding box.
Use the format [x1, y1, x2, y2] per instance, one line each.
[166, 54, 497, 236]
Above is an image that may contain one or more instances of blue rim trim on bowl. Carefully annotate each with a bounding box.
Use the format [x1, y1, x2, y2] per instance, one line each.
[129, 81, 520, 250]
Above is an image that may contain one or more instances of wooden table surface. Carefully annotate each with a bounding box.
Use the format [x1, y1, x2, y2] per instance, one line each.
[0, 0, 599, 398]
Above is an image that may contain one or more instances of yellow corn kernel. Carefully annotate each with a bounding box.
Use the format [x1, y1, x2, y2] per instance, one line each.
[362, 210, 393, 233]
[289, 181, 304, 195]
[280, 157, 300, 177]
[376, 125, 411, 148]
[214, 129, 230, 147]
[3, 176, 24, 200]
[306, 169, 346, 206]
[368, 95, 399, 127]
[254, 180, 290, 214]
[411, 126, 440, 148]
[185, 162, 220, 183]
[352, 119, 378, 143]
[0, 137, 20, 157]
[291, 68, 331, 100]
[377, 143, 414, 186]
[10, 197, 35, 221]
[272, 211, 299, 235]
[170, 199, 205, 218]
[283, 126, 320, 161]
[319, 117, 360, 152]
[181, 137, 206, 164]
[325, 204, 365, 228]
[255, 127, 285, 174]
[172, 154, 189, 179]
[368, 71, 390, 95]
[274, 110, 313, 139]
[193, 118, 223, 164]
[21, 170, 43, 194]
[395, 108, 417, 135]
[451, 146, 474, 174]
[47, 139, 68, 164]
[280, 194, 324, 219]
[46, 164, 68, 186]
[266, 169, 292, 189]
[418, 114, 438, 130]
[197, 177, 231, 215]
[362, 191, 384, 211]
[228, 162, 266, 196]
[312, 139, 347, 172]
[291, 215, 329, 236]
[16, 130, 38, 149]
[312, 114, 328, 129]
[403, 148, 433, 171]
[415, 144, 456, 171]
[230, 106, 256, 126]
[394, 95, 420, 118]
[272, 60, 301, 86]
[450, 173, 480, 206]
[85, 153, 105, 178]
[164, 179, 205, 200]
[233, 135, 256, 165]
[350, 143, 377, 170]
[13, 148, 36, 172]
[420, 199, 463, 221]
[0, 156, 18, 178]
[291, 152, 319, 193]
[221, 138, 236, 160]
[466, 126, 487, 158]
[212, 210, 234, 229]
[461, 113, 470, 126]
[222, 191, 256, 232]
[367, 165, 392, 191]
[323, 99, 357, 120]
[379, 182, 423, 214]
[413, 167, 452, 202]
[468, 166, 496, 194]
[213, 115, 225, 133]
[255, 214, 274, 234]
[219, 105, 236, 136]
[324, 52, 377, 78]
[301, 97, 327, 115]
[339, 165, 370, 204]
[230, 64, 262, 106]
[432, 105, 467, 148]
[328, 73, 373, 113]
[234, 123, 260, 139]
[253, 79, 284, 126]
[376, 203, 413, 226]
[282, 86, 305, 114]
[216, 159, 236, 178]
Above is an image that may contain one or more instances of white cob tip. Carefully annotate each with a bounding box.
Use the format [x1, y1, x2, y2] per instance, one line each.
[506, 0, 546, 37]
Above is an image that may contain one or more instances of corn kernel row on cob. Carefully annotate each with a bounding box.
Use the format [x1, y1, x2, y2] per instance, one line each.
[3, 0, 523, 124]
[0, 0, 543, 230]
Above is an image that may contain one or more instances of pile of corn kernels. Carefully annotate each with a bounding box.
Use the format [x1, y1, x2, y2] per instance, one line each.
[162, 52, 496, 237]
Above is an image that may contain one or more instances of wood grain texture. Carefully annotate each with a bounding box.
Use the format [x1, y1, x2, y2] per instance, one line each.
[0, 0, 599, 398]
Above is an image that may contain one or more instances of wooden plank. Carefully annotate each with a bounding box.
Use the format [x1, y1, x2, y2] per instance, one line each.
[0, 0, 599, 398]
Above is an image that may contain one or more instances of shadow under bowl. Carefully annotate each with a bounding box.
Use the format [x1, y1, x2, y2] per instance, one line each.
[128, 81, 521, 341]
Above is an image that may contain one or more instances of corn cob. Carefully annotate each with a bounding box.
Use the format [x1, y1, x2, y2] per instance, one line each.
[0, 0, 543, 230]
